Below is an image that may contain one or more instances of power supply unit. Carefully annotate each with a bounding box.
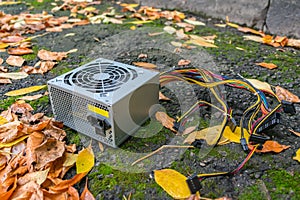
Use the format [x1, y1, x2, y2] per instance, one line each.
[47, 58, 159, 147]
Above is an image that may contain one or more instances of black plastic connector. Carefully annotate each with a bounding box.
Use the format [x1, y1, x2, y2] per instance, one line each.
[186, 173, 201, 194]
[240, 138, 249, 152]
[256, 113, 280, 133]
[249, 134, 270, 144]
[281, 100, 296, 115]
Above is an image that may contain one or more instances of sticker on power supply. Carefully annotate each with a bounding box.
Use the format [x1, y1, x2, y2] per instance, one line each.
[87, 104, 109, 118]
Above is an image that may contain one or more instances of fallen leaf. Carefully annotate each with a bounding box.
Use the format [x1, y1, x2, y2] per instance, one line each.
[7, 47, 33, 56]
[243, 35, 263, 43]
[154, 169, 191, 199]
[80, 179, 95, 200]
[63, 153, 78, 167]
[176, 29, 189, 40]
[170, 41, 183, 47]
[184, 125, 224, 145]
[133, 62, 157, 69]
[68, 186, 80, 199]
[287, 38, 300, 48]
[127, 20, 153, 24]
[0, 66, 8, 72]
[76, 145, 94, 174]
[178, 59, 191, 66]
[186, 36, 217, 48]
[49, 172, 87, 192]
[163, 26, 176, 35]
[34, 138, 65, 169]
[0, 78, 12, 84]
[0, 58, 3, 65]
[0, 72, 28, 80]
[0, 176, 17, 199]
[275, 86, 300, 103]
[18, 168, 49, 185]
[289, 129, 300, 137]
[182, 126, 197, 136]
[293, 149, 300, 162]
[5, 85, 46, 96]
[155, 111, 176, 132]
[256, 62, 278, 70]
[237, 26, 264, 36]
[274, 36, 288, 47]
[37, 49, 68, 61]
[98, 142, 104, 152]
[0, 116, 8, 125]
[184, 18, 205, 26]
[246, 79, 275, 95]
[249, 140, 290, 153]
[159, 92, 170, 101]
[0, 135, 29, 148]
[1, 36, 24, 43]
[6, 55, 25, 67]
[18, 94, 43, 101]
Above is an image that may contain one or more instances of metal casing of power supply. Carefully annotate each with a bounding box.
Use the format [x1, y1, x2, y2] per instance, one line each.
[47, 58, 159, 147]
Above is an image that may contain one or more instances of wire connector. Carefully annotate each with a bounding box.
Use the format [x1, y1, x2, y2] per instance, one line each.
[256, 113, 280, 133]
[249, 134, 270, 144]
[227, 117, 237, 132]
[281, 100, 296, 115]
[186, 173, 201, 194]
[240, 138, 248, 152]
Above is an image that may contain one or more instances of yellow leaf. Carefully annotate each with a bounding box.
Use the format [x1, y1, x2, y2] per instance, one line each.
[120, 3, 139, 8]
[18, 168, 50, 185]
[76, 145, 94, 174]
[84, 6, 96, 12]
[0, 135, 29, 148]
[154, 169, 191, 199]
[5, 85, 46, 96]
[223, 126, 250, 143]
[133, 62, 157, 69]
[0, 116, 8, 125]
[0, 43, 9, 49]
[184, 125, 223, 145]
[0, 1, 21, 5]
[246, 79, 275, 95]
[226, 22, 239, 28]
[63, 153, 78, 167]
[293, 149, 300, 162]
[130, 25, 136, 30]
[256, 62, 278, 70]
[127, 20, 153, 24]
[184, 19, 205, 26]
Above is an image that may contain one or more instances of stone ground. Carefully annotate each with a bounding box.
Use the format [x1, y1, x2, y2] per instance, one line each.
[0, 0, 299, 199]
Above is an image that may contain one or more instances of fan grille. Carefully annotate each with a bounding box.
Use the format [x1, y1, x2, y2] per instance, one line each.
[64, 62, 137, 93]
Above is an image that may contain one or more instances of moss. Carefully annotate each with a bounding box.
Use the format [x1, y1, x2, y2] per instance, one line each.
[28, 95, 49, 110]
[88, 164, 164, 199]
[262, 170, 300, 200]
[25, 0, 55, 11]
[0, 96, 19, 111]
[65, 128, 82, 147]
[22, 45, 39, 61]
[238, 184, 267, 200]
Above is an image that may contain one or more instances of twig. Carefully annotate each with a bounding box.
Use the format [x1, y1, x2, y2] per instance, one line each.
[131, 145, 194, 166]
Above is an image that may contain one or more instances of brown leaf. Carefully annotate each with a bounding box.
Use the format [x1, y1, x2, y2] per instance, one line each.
[237, 26, 264, 36]
[68, 186, 80, 200]
[289, 129, 300, 137]
[0, 176, 17, 199]
[256, 62, 278, 69]
[0, 78, 11, 84]
[176, 29, 189, 40]
[18, 94, 43, 101]
[80, 179, 95, 200]
[6, 55, 25, 67]
[34, 138, 65, 169]
[10, 181, 43, 199]
[178, 59, 191, 66]
[7, 47, 33, 55]
[159, 92, 170, 101]
[0, 58, 3, 65]
[0, 66, 8, 72]
[132, 62, 157, 69]
[287, 38, 300, 48]
[0, 121, 24, 143]
[37, 49, 68, 61]
[49, 172, 87, 193]
[155, 111, 176, 132]
[274, 36, 288, 47]
[25, 131, 45, 169]
[10, 101, 34, 114]
[1, 36, 25, 43]
[275, 86, 300, 103]
[18, 168, 49, 186]
[43, 120, 66, 141]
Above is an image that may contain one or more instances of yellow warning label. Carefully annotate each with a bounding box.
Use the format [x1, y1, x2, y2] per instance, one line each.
[87, 104, 109, 118]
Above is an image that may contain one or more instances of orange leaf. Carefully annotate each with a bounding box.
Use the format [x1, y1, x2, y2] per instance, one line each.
[275, 86, 300, 103]
[6, 55, 25, 67]
[132, 62, 157, 69]
[0, 176, 17, 199]
[159, 92, 170, 101]
[7, 47, 33, 55]
[1, 36, 24, 43]
[249, 140, 290, 153]
[0, 78, 11, 84]
[49, 172, 87, 192]
[80, 179, 95, 200]
[155, 111, 176, 132]
[256, 62, 278, 69]
[0, 58, 3, 65]
[68, 186, 80, 200]
[237, 26, 264, 36]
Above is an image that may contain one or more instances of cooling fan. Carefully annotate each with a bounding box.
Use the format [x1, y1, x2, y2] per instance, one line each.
[48, 58, 159, 147]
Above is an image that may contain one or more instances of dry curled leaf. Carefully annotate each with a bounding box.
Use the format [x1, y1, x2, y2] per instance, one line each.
[0, 72, 28, 80]
[155, 111, 176, 132]
[275, 86, 300, 103]
[6, 55, 25, 67]
[246, 79, 275, 95]
[154, 169, 191, 199]
[178, 59, 191, 66]
[18, 94, 43, 101]
[37, 49, 68, 61]
[132, 62, 157, 69]
[7, 47, 33, 56]
[80, 179, 95, 200]
[256, 62, 278, 70]
[0, 78, 11, 84]
[289, 129, 300, 137]
[159, 92, 170, 101]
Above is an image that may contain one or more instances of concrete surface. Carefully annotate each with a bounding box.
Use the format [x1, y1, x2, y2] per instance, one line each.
[130, 0, 300, 38]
